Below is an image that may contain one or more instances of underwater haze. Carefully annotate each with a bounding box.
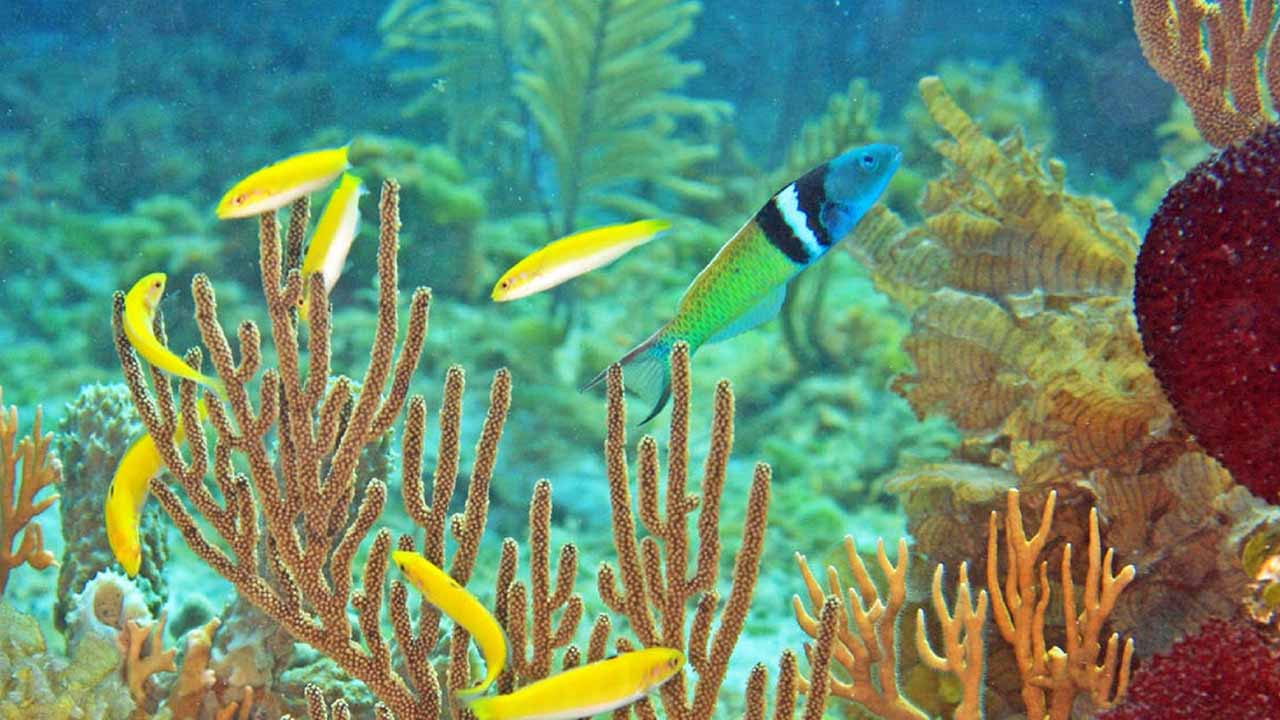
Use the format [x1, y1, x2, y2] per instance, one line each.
[3, 0, 1278, 718]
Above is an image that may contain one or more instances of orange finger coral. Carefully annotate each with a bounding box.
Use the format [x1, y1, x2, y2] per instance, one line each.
[0, 386, 60, 595]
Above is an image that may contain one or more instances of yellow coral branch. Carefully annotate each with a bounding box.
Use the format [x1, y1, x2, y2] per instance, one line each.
[987, 489, 1136, 720]
[792, 537, 927, 720]
[915, 562, 988, 720]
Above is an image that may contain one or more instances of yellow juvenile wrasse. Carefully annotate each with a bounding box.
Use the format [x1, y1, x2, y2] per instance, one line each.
[491, 219, 671, 302]
[216, 145, 350, 219]
[466, 647, 684, 720]
[392, 551, 507, 697]
[123, 273, 226, 398]
[298, 173, 366, 324]
[105, 400, 206, 576]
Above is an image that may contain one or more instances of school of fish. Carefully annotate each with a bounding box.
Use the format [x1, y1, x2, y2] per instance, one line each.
[110, 138, 901, 716]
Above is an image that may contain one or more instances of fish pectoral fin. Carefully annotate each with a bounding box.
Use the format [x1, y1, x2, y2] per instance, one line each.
[706, 285, 787, 345]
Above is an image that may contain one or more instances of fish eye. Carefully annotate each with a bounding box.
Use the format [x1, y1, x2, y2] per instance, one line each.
[234, 194, 246, 205]
[860, 154, 877, 169]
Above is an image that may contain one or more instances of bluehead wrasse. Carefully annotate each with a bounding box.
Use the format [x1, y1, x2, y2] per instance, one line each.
[104, 399, 207, 576]
[465, 647, 685, 720]
[216, 145, 350, 219]
[298, 173, 366, 323]
[123, 273, 226, 398]
[582, 144, 902, 423]
[391, 550, 506, 697]
[491, 219, 671, 302]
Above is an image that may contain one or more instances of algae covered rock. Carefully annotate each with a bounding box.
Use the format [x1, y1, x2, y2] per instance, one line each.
[54, 383, 168, 633]
[0, 600, 134, 720]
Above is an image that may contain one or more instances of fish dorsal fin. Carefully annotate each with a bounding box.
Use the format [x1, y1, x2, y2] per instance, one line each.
[706, 285, 786, 345]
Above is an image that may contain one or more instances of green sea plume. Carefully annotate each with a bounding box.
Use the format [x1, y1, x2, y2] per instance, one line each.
[515, 0, 730, 232]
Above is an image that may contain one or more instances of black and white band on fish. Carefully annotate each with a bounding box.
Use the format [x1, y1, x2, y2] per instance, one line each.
[755, 164, 835, 265]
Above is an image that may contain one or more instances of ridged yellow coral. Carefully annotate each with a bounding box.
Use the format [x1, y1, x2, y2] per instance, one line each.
[917, 76, 1139, 298]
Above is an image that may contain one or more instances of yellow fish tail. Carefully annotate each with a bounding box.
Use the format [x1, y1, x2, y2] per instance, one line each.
[464, 698, 497, 720]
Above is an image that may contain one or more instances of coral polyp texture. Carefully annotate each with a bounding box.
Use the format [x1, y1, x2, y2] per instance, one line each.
[1134, 123, 1280, 503]
[1099, 617, 1280, 720]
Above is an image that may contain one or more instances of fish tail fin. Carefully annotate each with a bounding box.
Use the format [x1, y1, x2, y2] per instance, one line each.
[582, 326, 686, 425]
[204, 375, 229, 402]
[463, 697, 496, 720]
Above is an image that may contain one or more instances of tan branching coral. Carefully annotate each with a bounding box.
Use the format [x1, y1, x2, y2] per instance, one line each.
[495, 478, 583, 689]
[120, 611, 177, 706]
[113, 182, 512, 719]
[792, 538, 927, 720]
[988, 489, 1134, 720]
[0, 386, 60, 595]
[165, 617, 220, 718]
[597, 341, 772, 719]
[1131, 0, 1280, 146]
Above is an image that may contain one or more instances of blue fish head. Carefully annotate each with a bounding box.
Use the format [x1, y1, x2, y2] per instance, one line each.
[819, 143, 902, 240]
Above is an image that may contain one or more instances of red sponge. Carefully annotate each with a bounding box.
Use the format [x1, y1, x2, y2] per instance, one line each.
[1134, 124, 1280, 502]
[1100, 617, 1280, 720]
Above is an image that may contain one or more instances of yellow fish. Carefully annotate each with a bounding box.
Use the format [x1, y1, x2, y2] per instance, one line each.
[392, 551, 507, 697]
[216, 145, 350, 219]
[466, 647, 684, 720]
[491, 219, 670, 302]
[123, 273, 226, 398]
[105, 400, 206, 576]
[298, 173, 366, 324]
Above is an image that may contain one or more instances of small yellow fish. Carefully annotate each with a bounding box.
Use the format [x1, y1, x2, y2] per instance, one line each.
[216, 145, 350, 219]
[466, 647, 684, 720]
[123, 273, 226, 397]
[298, 173, 366, 324]
[392, 551, 507, 697]
[491, 219, 671, 302]
[105, 400, 206, 576]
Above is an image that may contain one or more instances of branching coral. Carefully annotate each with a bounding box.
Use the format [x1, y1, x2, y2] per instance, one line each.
[0, 386, 60, 595]
[596, 341, 771, 718]
[988, 489, 1134, 720]
[791, 538, 929, 720]
[112, 182, 512, 719]
[1131, 0, 1280, 146]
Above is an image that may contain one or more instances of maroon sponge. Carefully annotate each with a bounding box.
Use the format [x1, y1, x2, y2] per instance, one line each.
[1134, 124, 1280, 503]
[1100, 617, 1280, 720]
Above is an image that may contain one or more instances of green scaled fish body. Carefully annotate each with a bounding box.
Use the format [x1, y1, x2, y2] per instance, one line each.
[585, 143, 902, 423]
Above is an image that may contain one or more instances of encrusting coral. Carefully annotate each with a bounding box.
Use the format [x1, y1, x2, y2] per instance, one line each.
[0, 385, 60, 595]
[1131, 0, 1280, 146]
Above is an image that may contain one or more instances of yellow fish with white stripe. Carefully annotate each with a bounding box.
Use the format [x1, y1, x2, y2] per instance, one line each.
[105, 400, 207, 576]
[298, 173, 366, 323]
[466, 647, 684, 720]
[491, 219, 670, 302]
[216, 145, 350, 219]
[392, 551, 506, 697]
